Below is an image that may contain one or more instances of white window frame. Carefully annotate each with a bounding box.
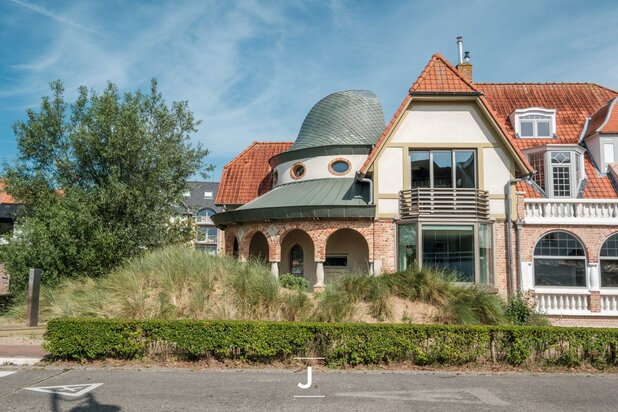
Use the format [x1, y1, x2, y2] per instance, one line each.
[510, 108, 557, 138]
[524, 145, 586, 198]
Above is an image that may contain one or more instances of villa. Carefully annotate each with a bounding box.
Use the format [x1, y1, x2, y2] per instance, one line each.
[212, 40, 618, 324]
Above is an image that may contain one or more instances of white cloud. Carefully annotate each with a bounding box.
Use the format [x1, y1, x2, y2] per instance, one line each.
[8, 0, 102, 35]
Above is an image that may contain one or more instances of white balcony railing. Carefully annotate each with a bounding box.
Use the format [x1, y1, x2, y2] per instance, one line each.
[196, 235, 218, 244]
[601, 294, 618, 314]
[524, 199, 618, 225]
[535, 290, 590, 315]
[195, 216, 213, 224]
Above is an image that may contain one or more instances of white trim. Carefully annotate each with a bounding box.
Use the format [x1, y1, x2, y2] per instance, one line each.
[510, 107, 557, 138]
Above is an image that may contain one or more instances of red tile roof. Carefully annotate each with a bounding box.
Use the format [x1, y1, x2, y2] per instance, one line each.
[361, 54, 531, 174]
[585, 97, 618, 138]
[215, 141, 293, 206]
[476, 83, 618, 198]
[516, 181, 543, 198]
[0, 181, 19, 204]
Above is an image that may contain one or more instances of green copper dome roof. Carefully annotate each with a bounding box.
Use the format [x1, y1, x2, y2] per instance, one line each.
[290, 90, 386, 151]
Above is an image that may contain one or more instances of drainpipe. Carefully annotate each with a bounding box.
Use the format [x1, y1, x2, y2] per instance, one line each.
[355, 171, 373, 205]
[505, 173, 533, 300]
[515, 221, 523, 292]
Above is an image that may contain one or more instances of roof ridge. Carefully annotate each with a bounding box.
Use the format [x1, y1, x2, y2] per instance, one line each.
[477, 82, 618, 91]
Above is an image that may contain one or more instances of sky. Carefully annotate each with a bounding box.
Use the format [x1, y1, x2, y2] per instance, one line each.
[1, 0, 618, 180]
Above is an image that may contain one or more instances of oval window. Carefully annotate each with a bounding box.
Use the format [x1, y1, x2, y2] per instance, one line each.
[291, 163, 306, 179]
[329, 159, 351, 175]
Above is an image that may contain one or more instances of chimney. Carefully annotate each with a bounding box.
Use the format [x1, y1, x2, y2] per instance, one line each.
[455, 36, 473, 82]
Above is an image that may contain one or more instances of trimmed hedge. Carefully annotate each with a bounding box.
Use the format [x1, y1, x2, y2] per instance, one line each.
[45, 319, 618, 368]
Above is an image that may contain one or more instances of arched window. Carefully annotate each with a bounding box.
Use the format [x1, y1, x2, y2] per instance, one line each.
[534, 232, 586, 287]
[197, 208, 216, 217]
[290, 244, 304, 275]
[600, 234, 618, 287]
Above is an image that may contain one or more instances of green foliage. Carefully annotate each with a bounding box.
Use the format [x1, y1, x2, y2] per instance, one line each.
[1, 79, 211, 293]
[278, 274, 309, 292]
[0, 294, 16, 316]
[505, 293, 550, 326]
[313, 286, 356, 322]
[45, 318, 618, 370]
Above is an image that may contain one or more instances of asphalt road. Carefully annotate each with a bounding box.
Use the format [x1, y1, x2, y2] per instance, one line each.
[0, 367, 616, 411]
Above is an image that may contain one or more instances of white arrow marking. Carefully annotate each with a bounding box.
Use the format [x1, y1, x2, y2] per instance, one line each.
[0, 371, 16, 377]
[25, 383, 103, 397]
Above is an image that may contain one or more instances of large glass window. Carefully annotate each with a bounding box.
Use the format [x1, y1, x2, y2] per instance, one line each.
[397, 224, 417, 271]
[410, 150, 476, 189]
[197, 226, 217, 243]
[601, 234, 618, 287]
[534, 232, 586, 287]
[432, 151, 453, 188]
[528, 152, 546, 191]
[422, 225, 475, 282]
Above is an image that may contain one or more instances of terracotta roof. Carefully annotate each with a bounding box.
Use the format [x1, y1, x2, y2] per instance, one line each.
[476, 83, 618, 198]
[516, 181, 543, 198]
[411, 53, 478, 94]
[361, 54, 531, 174]
[585, 97, 618, 138]
[0, 181, 19, 204]
[215, 141, 293, 206]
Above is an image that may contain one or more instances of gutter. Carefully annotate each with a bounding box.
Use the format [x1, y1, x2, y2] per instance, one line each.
[504, 173, 534, 300]
[355, 171, 373, 205]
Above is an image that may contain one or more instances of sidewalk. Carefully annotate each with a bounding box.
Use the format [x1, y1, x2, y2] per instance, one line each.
[0, 325, 47, 364]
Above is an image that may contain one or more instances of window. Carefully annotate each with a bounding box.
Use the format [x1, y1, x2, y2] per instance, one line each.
[329, 159, 351, 175]
[397, 224, 417, 271]
[397, 223, 493, 284]
[422, 225, 475, 282]
[528, 152, 545, 191]
[197, 208, 216, 217]
[290, 244, 304, 275]
[519, 114, 552, 137]
[196, 245, 217, 255]
[196, 226, 217, 243]
[527, 149, 583, 197]
[204, 191, 213, 199]
[325, 255, 348, 267]
[410, 150, 476, 189]
[511, 108, 556, 138]
[600, 234, 618, 287]
[291, 163, 306, 180]
[534, 232, 586, 287]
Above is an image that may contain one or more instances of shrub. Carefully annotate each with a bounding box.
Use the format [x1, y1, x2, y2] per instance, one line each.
[313, 287, 356, 322]
[279, 274, 309, 292]
[45, 318, 618, 370]
[505, 293, 549, 326]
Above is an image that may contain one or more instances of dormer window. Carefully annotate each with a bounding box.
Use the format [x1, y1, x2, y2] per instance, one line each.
[510, 108, 557, 138]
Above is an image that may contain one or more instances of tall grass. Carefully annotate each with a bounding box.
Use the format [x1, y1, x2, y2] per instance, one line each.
[0, 246, 530, 326]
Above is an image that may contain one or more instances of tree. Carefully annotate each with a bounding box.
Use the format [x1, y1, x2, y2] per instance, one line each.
[1, 80, 211, 293]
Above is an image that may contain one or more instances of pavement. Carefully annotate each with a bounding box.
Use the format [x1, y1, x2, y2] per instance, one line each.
[0, 367, 617, 411]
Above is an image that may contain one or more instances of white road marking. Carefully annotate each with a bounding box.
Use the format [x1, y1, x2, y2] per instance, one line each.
[0, 371, 16, 377]
[294, 395, 325, 398]
[25, 383, 103, 398]
[335, 388, 508, 406]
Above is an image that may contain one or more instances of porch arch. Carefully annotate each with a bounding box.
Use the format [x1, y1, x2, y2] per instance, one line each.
[324, 228, 371, 282]
[248, 231, 269, 263]
[280, 229, 316, 285]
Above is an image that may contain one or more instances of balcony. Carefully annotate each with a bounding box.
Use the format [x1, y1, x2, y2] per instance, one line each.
[399, 188, 490, 221]
[523, 199, 618, 225]
[195, 215, 213, 225]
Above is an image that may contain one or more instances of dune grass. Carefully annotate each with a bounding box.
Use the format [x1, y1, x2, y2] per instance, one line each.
[0, 245, 541, 325]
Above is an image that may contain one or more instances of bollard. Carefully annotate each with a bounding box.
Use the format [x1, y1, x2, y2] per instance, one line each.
[26, 268, 42, 327]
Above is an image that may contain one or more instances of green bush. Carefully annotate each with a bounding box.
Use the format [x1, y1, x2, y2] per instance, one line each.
[505, 293, 549, 326]
[0, 294, 16, 316]
[45, 318, 618, 369]
[279, 274, 309, 291]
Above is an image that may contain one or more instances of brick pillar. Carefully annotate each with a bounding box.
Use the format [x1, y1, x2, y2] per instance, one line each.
[589, 291, 601, 313]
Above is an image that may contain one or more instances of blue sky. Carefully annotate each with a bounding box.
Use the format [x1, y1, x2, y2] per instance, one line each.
[1, 0, 618, 180]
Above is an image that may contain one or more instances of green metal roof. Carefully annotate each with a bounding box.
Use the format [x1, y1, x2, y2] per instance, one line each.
[211, 178, 374, 226]
[290, 90, 386, 151]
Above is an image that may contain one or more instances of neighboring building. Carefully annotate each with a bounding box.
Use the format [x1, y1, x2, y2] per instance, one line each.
[182, 181, 222, 255]
[213, 40, 618, 323]
[0, 181, 22, 294]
